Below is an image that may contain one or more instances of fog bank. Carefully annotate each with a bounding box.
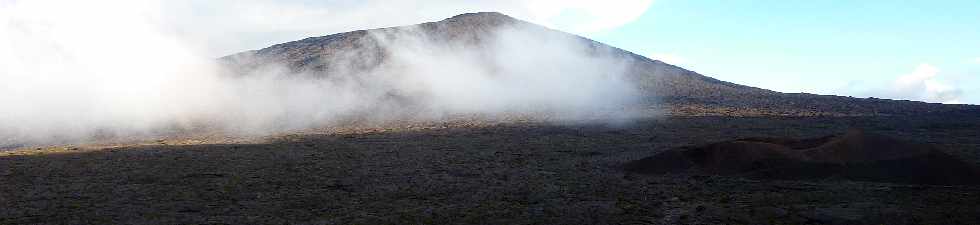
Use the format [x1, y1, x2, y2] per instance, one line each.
[0, 2, 644, 147]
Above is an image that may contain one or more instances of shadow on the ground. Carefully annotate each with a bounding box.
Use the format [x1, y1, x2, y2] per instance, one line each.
[2, 116, 980, 224]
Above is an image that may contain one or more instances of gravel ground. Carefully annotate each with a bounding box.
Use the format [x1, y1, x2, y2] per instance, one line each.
[2, 114, 979, 224]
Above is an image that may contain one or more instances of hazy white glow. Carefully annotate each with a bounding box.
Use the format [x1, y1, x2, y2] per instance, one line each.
[0, 0, 225, 143]
[0, 0, 643, 147]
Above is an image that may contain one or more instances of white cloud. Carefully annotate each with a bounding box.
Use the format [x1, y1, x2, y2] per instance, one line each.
[974, 57, 980, 64]
[891, 64, 963, 104]
[840, 64, 966, 104]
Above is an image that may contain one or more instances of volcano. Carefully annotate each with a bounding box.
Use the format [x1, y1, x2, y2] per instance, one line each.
[219, 12, 975, 117]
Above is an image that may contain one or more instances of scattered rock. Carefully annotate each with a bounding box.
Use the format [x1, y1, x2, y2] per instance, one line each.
[182, 173, 228, 179]
[625, 129, 980, 185]
[799, 203, 911, 224]
[754, 206, 788, 218]
[800, 206, 865, 224]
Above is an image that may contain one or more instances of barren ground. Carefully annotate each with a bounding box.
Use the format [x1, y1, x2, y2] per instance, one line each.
[2, 112, 979, 224]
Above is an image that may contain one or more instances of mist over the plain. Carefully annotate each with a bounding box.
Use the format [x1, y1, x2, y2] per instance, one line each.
[0, 2, 644, 148]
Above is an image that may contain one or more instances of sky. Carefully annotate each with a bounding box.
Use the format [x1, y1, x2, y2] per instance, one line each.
[591, 0, 980, 104]
[2, 0, 978, 104]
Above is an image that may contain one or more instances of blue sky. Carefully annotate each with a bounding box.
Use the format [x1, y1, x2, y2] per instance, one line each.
[588, 0, 980, 104]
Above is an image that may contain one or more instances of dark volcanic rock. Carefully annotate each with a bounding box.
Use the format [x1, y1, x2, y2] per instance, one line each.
[625, 129, 980, 185]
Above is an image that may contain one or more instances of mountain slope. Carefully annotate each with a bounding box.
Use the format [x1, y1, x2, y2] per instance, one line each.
[220, 12, 976, 116]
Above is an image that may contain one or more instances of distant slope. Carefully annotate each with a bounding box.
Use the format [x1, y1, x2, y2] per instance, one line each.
[221, 12, 977, 116]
